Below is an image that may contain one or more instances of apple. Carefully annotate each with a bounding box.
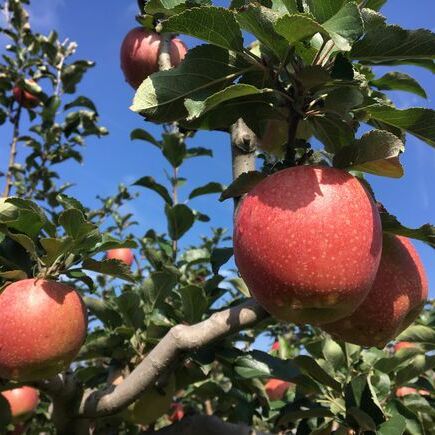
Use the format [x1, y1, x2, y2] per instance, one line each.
[395, 387, 430, 398]
[120, 27, 187, 89]
[12, 80, 39, 108]
[124, 374, 176, 426]
[233, 165, 382, 325]
[271, 341, 280, 351]
[323, 235, 428, 347]
[265, 379, 291, 401]
[0, 279, 88, 381]
[1, 387, 39, 421]
[106, 248, 134, 266]
[394, 341, 416, 352]
[169, 402, 184, 423]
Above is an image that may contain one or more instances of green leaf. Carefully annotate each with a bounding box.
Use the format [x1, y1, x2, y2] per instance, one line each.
[165, 204, 195, 240]
[347, 407, 377, 432]
[306, 0, 349, 23]
[58, 208, 100, 249]
[133, 176, 173, 205]
[371, 72, 427, 99]
[397, 325, 435, 346]
[162, 133, 187, 168]
[130, 128, 161, 147]
[271, 0, 299, 14]
[57, 194, 87, 214]
[324, 86, 364, 116]
[333, 130, 405, 178]
[0, 269, 28, 280]
[40, 237, 74, 266]
[186, 147, 213, 158]
[162, 6, 244, 52]
[84, 296, 122, 328]
[145, 0, 211, 16]
[323, 338, 345, 368]
[219, 171, 266, 201]
[0, 395, 11, 428]
[115, 291, 145, 329]
[365, 0, 386, 11]
[351, 26, 435, 61]
[131, 45, 250, 123]
[395, 354, 428, 385]
[297, 65, 331, 89]
[189, 182, 224, 200]
[64, 96, 97, 112]
[210, 247, 233, 274]
[275, 14, 325, 45]
[179, 285, 208, 323]
[142, 271, 178, 310]
[82, 258, 135, 282]
[366, 106, 435, 148]
[294, 355, 341, 391]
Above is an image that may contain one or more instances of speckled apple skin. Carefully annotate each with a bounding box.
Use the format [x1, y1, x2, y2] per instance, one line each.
[0, 279, 87, 381]
[106, 248, 134, 266]
[234, 166, 382, 325]
[120, 27, 187, 89]
[323, 235, 428, 347]
[265, 378, 292, 401]
[1, 387, 39, 421]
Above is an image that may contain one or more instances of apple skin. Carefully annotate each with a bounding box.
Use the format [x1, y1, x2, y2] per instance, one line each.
[169, 402, 184, 423]
[106, 248, 134, 266]
[395, 387, 430, 398]
[1, 387, 39, 422]
[234, 165, 382, 325]
[323, 235, 428, 348]
[394, 341, 415, 352]
[265, 379, 291, 401]
[123, 374, 176, 426]
[12, 81, 39, 108]
[271, 341, 280, 351]
[120, 27, 187, 89]
[0, 279, 88, 381]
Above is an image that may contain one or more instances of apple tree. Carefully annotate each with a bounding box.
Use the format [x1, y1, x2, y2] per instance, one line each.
[0, 0, 434, 434]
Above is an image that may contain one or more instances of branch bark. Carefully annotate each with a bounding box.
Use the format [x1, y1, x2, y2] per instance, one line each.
[158, 33, 173, 71]
[141, 415, 273, 435]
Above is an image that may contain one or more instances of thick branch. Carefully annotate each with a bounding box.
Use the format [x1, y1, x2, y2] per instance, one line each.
[142, 415, 272, 435]
[158, 34, 173, 71]
[78, 299, 267, 417]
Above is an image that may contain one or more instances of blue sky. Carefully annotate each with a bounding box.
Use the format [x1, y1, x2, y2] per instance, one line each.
[1, 0, 434, 299]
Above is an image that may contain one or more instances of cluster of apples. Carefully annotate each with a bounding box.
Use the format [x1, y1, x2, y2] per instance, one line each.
[234, 165, 428, 348]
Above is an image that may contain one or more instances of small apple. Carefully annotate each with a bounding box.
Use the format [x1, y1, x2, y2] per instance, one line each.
[395, 387, 430, 398]
[0, 279, 87, 381]
[1, 387, 39, 422]
[271, 341, 280, 351]
[265, 379, 291, 401]
[12, 80, 39, 108]
[394, 341, 415, 352]
[323, 235, 428, 347]
[234, 165, 382, 325]
[106, 248, 134, 266]
[124, 374, 176, 426]
[120, 27, 187, 89]
[169, 402, 184, 423]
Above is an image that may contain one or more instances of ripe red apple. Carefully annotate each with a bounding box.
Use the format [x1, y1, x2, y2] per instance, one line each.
[394, 341, 416, 352]
[234, 165, 382, 325]
[120, 27, 187, 89]
[12, 80, 39, 108]
[323, 235, 428, 347]
[106, 248, 134, 266]
[271, 341, 280, 351]
[1, 387, 39, 421]
[0, 279, 88, 381]
[395, 386, 430, 398]
[169, 402, 184, 422]
[265, 378, 291, 401]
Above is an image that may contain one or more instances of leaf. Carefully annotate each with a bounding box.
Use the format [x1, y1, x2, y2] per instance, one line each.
[366, 106, 435, 148]
[57, 194, 87, 214]
[294, 355, 341, 391]
[145, 0, 212, 16]
[64, 96, 97, 112]
[142, 271, 178, 310]
[210, 247, 233, 274]
[275, 14, 325, 45]
[347, 407, 377, 432]
[131, 45, 250, 123]
[165, 204, 195, 240]
[0, 395, 11, 428]
[84, 296, 122, 328]
[179, 285, 208, 323]
[186, 147, 213, 158]
[0, 269, 28, 280]
[351, 26, 435, 61]
[219, 171, 266, 201]
[130, 128, 161, 147]
[371, 72, 427, 99]
[376, 414, 406, 435]
[82, 258, 135, 282]
[397, 325, 435, 346]
[322, 338, 345, 368]
[333, 130, 405, 178]
[162, 133, 187, 168]
[365, 0, 386, 11]
[115, 291, 145, 329]
[306, 0, 349, 23]
[324, 86, 364, 116]
[162, 6, 244, 52]
[133, 176, 173, 205]
[297, 65, 331, 89]
[189, 182, 224, 200]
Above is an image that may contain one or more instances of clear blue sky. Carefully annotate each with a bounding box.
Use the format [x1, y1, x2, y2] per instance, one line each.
[1, 0, 434, 298]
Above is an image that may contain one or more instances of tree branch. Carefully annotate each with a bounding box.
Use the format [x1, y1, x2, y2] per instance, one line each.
[141, 415, 273, 435]
[158, 33, 173, 71]
[77, 299, 267, 418]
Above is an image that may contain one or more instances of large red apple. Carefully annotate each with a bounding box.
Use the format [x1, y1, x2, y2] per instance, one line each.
[106, 248, 134, 266]
[12, 80, 39, 108]
[234, 165, 382, 325]
[120, 27, 187, 89]
[0, 279, 87, 381]
[265, 379, 292, 401]
[1, 387, 39, 421]
[323, 235, 428, 347]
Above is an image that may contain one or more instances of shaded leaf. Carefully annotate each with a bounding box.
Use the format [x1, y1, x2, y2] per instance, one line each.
[134, 176, 173, 205]
[189, 182, 224, 200]
[179, 285, 208, 323]
[130, 128, 161, 147]
[371, 72, 427, 99]
[82, 258, 135, 282]
[219, 171, 266, 201]
[210, 247, 233, 274]
[165, 204, 195, 240]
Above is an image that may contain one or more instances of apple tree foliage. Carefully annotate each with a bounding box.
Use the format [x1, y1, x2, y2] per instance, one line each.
[0, 0, 434, 433]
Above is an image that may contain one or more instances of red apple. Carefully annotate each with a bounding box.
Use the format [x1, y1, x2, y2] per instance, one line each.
[271, 341, 280, 351]
[0, 279, 88, 381]
[106, 248, 134, 266]
[120, 27, 187, 89]
[169, 402, 184, 422]
[12, 80, 39, 108]
[323, 235, 428, 347]
[1, 387, 39, 421]
[234, 165, 382, 325]
[265, 379, 291, 401]
[394, 341, 416, 352]
[395, 387, 430, 398]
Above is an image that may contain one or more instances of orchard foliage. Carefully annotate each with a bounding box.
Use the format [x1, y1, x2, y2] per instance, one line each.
[0, 0, 434, 434]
